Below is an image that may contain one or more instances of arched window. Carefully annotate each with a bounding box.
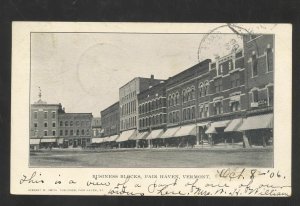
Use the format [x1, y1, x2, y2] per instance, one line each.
[199, 83, 203, 97]
[160, 114, 163, 123]
[142, 119, 145, 127]
[172, 94, 176, 106]
[176, 93, 180, 105]
[182, 90, 186, 103]
[76, 129, 79, 136]
[169, 113, 173, 123]
[191, 107, 195, 119]
[191, 86, 195, 99]
[81, 129, 84, 135]
[205, 81, 210, 96]
[187, 108, 191, 120]
[156, 115, 159, 124]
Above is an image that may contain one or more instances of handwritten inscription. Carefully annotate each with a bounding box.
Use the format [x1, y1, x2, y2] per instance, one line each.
[19, 169, 290, 196]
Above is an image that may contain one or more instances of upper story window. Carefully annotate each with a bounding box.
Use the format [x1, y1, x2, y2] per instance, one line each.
[199, 83, 204, 97]
[252, 90, 259, 103]
[214, 78, 222, 93]
[52, 122, 56, 127]
[34, 111, 38, 119]
[44, 111, 48, 119]
[52, 111, 56, 118]
[230, 101, 240, 112]
[191, 107, 195, 119]
[70, 121, 73, 126]
[44, 122, 48, 127]
[204, 104, 209, 117]
[266, 47, 273, 72]
[191, 87, 195, 100]
[34, 123, 38, 128]
[217, 64, 223, 76]
[231, 72, 240, 88]
[65, 121, 69, 126]
[199, 105, 204, 118]
[252, 53, 258, 77]
[182, 109, 186, 121]
[52, 131, 56, 136]
[204, 81, 209, 96]
[214, 101, 223, 115]
[228, 61, 232, 70]
[44, 131, 48, 136]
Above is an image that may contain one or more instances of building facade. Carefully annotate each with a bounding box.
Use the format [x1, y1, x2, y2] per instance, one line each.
[137, 81, 167, 147]
[91, 117, 102, 138]
[57, 113, 93, 148]
[101, 102, 120, 137]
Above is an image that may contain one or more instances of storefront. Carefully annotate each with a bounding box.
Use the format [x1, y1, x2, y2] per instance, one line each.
[146, 129, 165, 148]
[132, 131, 150, 148]
[238, 113, 273, 147]
[30, 138, 41, 150]
[116, 129, 137, 148]
[160, 127, 180, 147]
[205, 120, 230, 145]
[173, 124, 197, 147]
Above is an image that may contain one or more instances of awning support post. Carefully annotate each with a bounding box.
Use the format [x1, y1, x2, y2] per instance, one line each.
[196, 127, 200, 145]
[242, 131, 250, 148]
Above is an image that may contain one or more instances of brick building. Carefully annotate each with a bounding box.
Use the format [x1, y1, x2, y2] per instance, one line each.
[117, 75, 162, 147]
[238, 34, 274, 147]
[101, 101, 120, 138]
[91, 117, 102, 138]
[58, 112, 93, 148]
[162, 59, 211, 147]
[137, 81, 167, 147]
[30, 98, 64, 149]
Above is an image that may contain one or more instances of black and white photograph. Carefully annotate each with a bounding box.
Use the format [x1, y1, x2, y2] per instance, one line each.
[29, 25, 274, 168]
[10, 22, 291, 196]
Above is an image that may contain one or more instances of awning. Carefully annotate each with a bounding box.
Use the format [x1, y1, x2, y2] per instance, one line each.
[205, 120, 230, 134]
[224, 118, 243, 132]
[146, 129, 165, 140]
[40, 138, 57, 143]
[160, 127, 180, 139]
[174, 124, 196, 137]
[197, 122, 210, 128]
[108, 135, 119, 142]
[131, 131, 149, 140]
[30, 139, 40, 145]
[100, 129, 104, 133]
[91, 138, 105, 143]
[238, 113, 273, 131]
[116, 130, 137, 142]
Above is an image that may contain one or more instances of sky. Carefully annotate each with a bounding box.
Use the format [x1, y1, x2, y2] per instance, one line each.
[30, 31, 243, 116]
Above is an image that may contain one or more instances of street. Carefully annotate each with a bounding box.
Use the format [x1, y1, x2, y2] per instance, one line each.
[30, 148, 273, 168]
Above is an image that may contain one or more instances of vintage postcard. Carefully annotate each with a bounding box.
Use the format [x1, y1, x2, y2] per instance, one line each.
[11, 22, 291, 196]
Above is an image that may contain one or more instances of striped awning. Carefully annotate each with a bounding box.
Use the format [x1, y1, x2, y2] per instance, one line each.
[131, 131, 149, 140]
[116, 130, 137, 142]
[224, 118, 243, 132]
[160, 127, 180, 139]
[205, 120, 231, 134]
[146, 129, 164, 140]
[30, 139, 40, 145]
[108, 135, 119, 142]
[238, 113, 273, 131]
[174, 124, 196, 137]
[40, 138, 57, 143]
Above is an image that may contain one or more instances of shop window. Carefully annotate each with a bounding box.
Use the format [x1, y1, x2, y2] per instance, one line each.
[266, 48, 273, 72]
[52, 131, 56, 136]
[252, 54, 258, 77]
[34, 111, 37, 119]
[44, 131, 47, 136]
[268, 86, 274, 106]
[44, 122, 48, 127]
[52, 111, 56, 118]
